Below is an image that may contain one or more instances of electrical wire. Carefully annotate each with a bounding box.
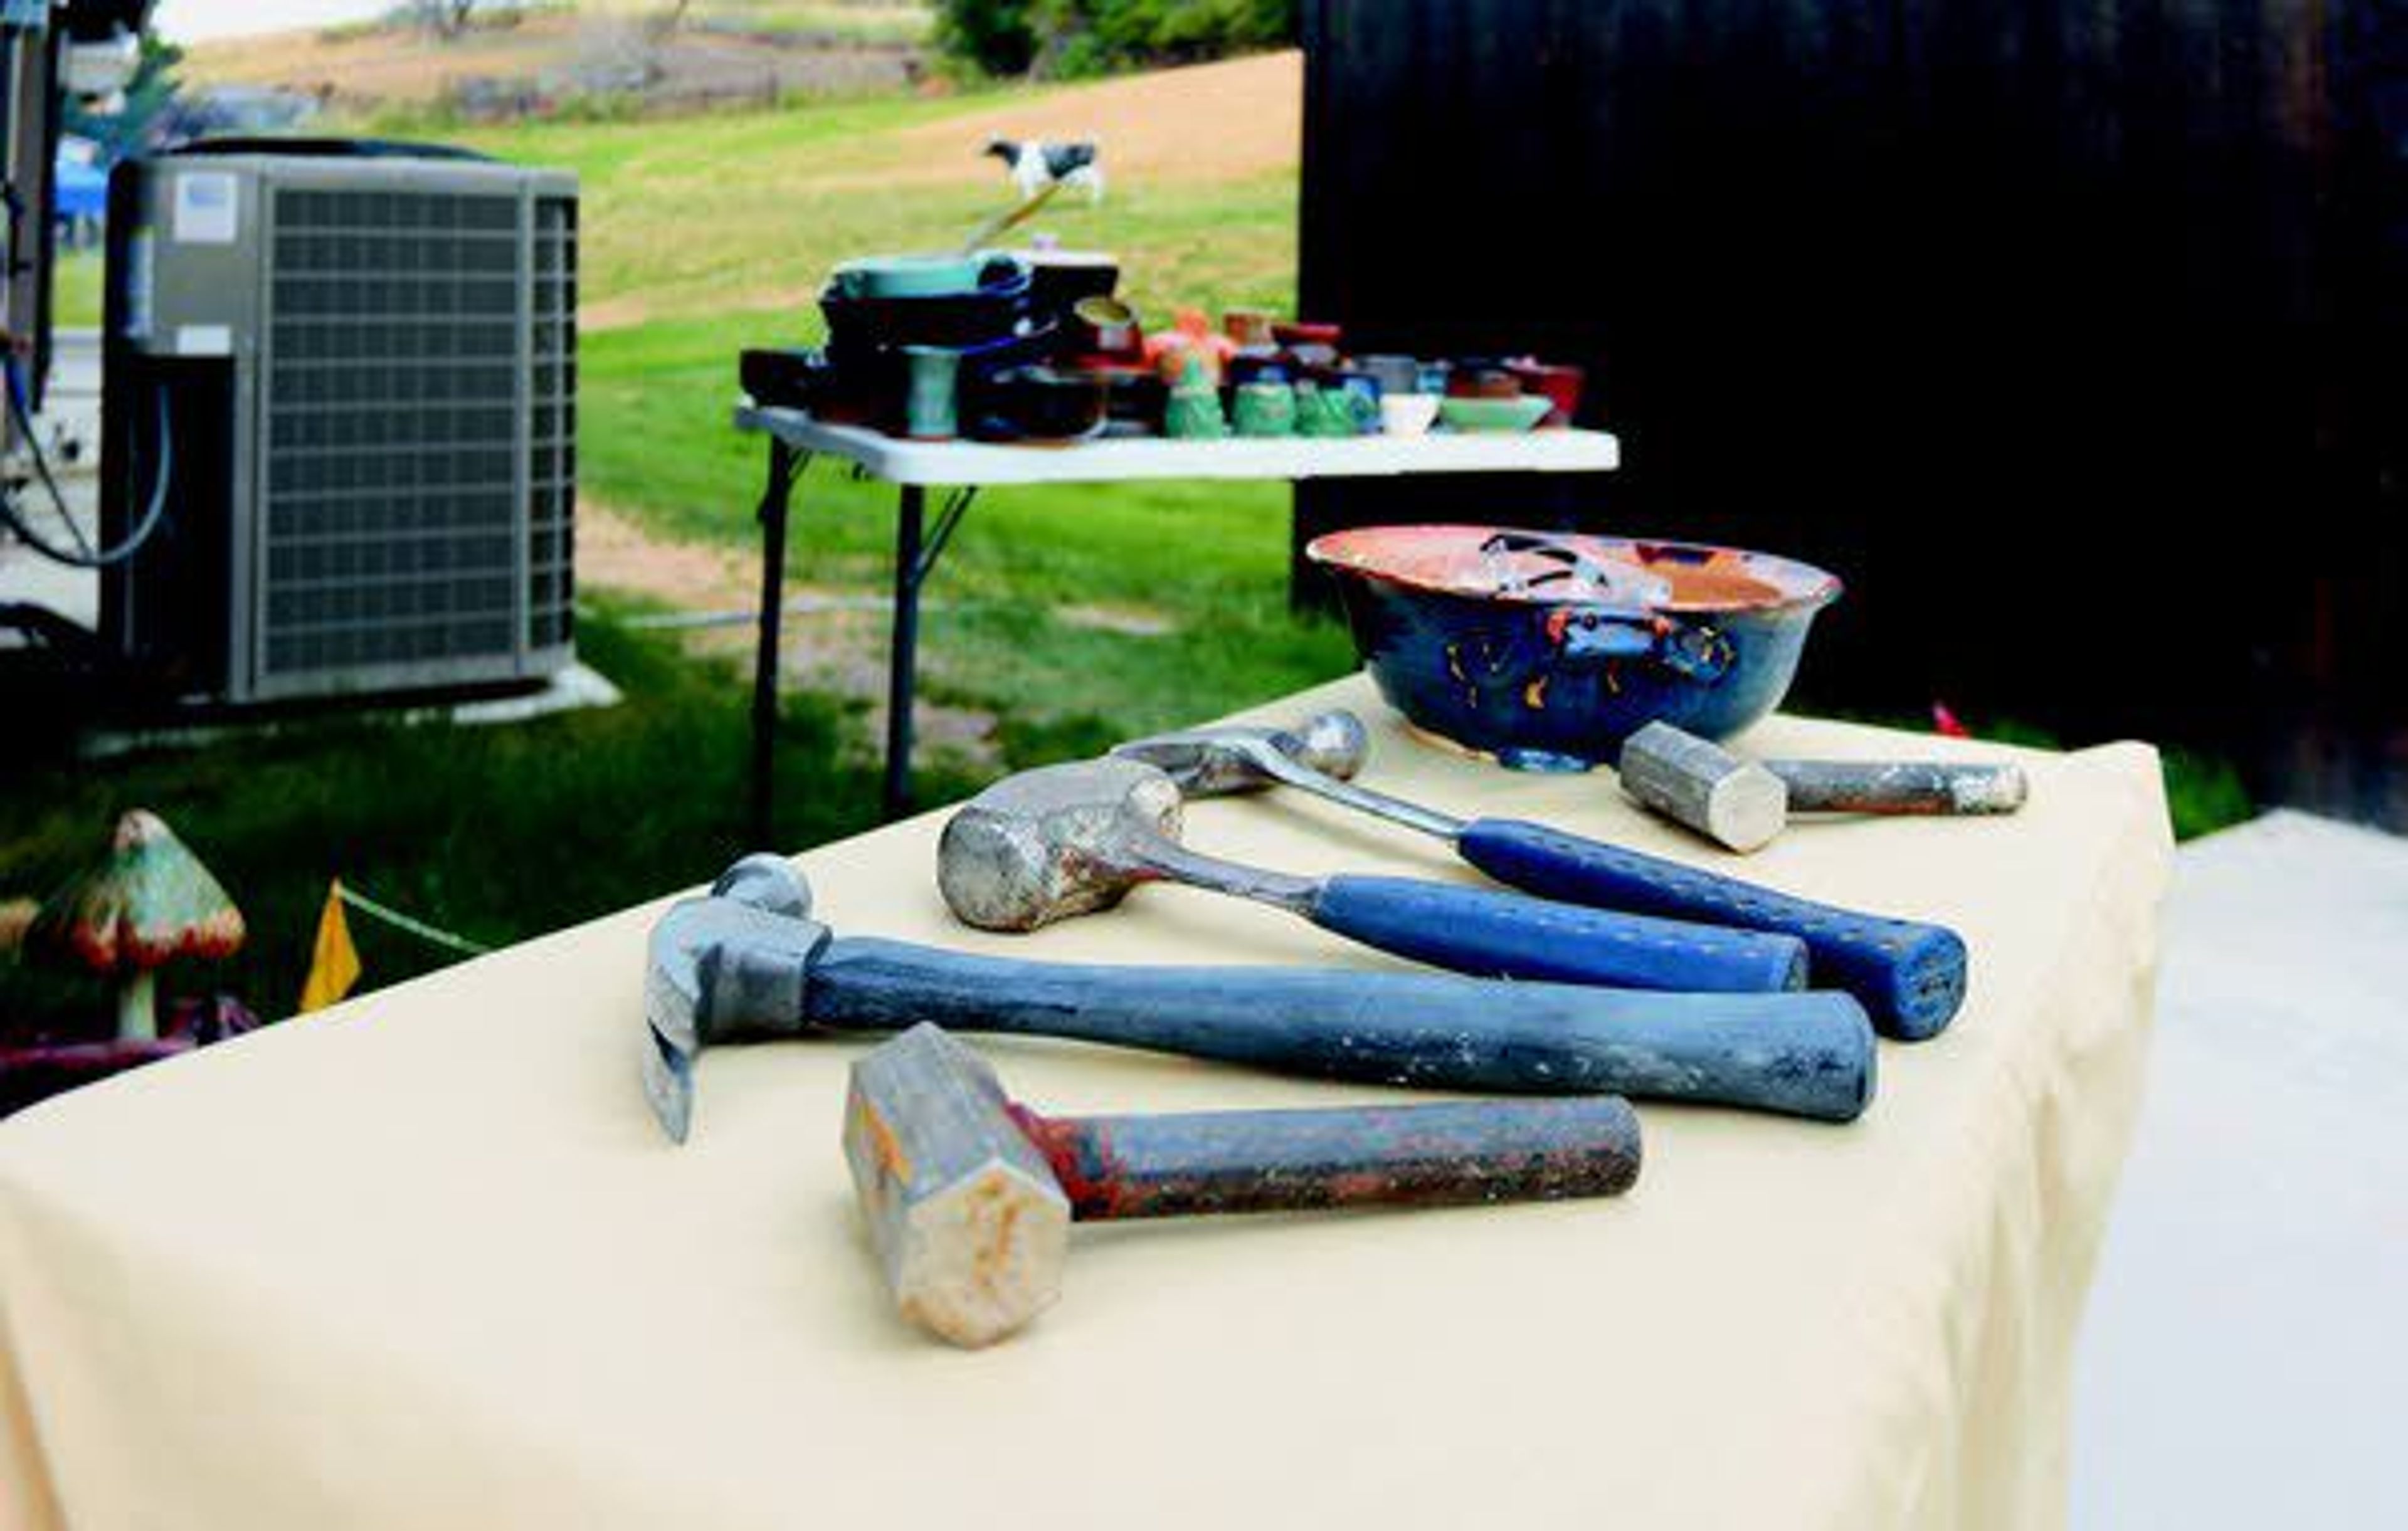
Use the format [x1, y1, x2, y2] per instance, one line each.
[2, 351, 93, 557]
[0, 354, 174, 568]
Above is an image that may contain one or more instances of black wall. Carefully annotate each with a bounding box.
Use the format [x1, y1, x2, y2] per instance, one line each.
[1297, 1, 2403, 819]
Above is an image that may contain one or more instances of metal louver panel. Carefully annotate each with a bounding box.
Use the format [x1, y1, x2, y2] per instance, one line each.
[527, 194, 576, 653]
[254, 176, 573, 695]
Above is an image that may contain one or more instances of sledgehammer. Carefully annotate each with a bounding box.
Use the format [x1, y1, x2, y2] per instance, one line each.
[845, 1023, 1642, 1347]
[642, 856, 1874, 1142]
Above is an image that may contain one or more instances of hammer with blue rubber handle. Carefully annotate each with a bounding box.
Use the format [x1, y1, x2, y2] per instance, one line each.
[1116, 712, 1968, 1040]
[643, 856, 1876, 1142]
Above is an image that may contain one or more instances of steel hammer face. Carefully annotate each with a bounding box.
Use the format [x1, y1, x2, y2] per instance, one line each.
[843, 1025, 1072, 1349]
[643, 856, 831, 1144]
[1112, 710, 1370, 799]
[935, 757, 1186, 932]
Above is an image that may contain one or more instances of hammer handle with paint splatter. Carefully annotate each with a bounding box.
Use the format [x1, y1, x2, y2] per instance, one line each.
[1011, 1095, 1642, 1221]
[1769, 760, 2029, 816]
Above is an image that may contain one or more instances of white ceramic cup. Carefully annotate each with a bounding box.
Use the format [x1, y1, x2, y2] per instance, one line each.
[1380, 392, 1441, 436]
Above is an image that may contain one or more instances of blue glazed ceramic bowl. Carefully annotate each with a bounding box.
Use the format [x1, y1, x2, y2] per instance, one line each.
[1307, 525, 1842, 771]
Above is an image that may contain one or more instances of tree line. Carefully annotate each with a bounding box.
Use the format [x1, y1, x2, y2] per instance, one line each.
[937, 0, 1296, 78]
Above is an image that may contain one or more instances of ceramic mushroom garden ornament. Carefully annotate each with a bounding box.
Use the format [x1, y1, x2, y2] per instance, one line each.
[28, 810, 246, 1041]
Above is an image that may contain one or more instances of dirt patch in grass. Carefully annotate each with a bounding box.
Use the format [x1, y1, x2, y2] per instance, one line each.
[887, 51, 1301, 188]
[579, 497, 1001, 764]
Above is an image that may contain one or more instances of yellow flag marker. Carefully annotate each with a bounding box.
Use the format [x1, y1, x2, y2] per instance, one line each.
[298, 879, 362, 1014]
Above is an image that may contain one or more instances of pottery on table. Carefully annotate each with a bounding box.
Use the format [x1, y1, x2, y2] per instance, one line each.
[831, 250, 1021, 300]
[963, 365, 1110, 445]
[1294, 381, 1360, 438]
[1272, 320, 1343, 351]
[1324, 369, 1385, 433]
[818, 256, 1033, 353]
[1223, 308, 1278, 349]
[1226, 352, 1293, 388]
[902, 347, 959, 439]
[1447, 365, 1524, 399]
[1307, 524, 1842, 771]
[1021, 248, 1119, 319]
[1069, 295, 1144, 363]
[1379, 392, 1441, 436]
[1439, 394, 1552, 433]
[1163, 354, 1228, 439]
[1506, 360, 1587, 428]
[1356, 354, 1423, 396]
[1233, 381, 1297, 437]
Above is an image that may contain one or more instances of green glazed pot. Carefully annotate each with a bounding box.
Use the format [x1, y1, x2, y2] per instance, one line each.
[1438, 394, 1553, 433]
[832, 251, 1014, 300]
[1233, 382, 1297, 437]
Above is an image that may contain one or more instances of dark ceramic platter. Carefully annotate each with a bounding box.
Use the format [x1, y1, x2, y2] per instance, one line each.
[1309, 525, 1842, 771]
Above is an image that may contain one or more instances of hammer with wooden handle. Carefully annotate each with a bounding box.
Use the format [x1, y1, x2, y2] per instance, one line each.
[643, 856, 1875, 1142]
[846, 1023, 1644, 1347]
[937, 755, 1808, 994]
[1115, 713, 1968, 1041]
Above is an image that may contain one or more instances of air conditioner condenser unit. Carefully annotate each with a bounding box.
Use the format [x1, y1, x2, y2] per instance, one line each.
[100, 140, 578, 706]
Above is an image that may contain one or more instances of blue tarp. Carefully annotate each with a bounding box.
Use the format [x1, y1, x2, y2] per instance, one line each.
[55, 156, 108, 221]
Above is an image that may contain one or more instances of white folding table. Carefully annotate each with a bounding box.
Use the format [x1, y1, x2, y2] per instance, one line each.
[731, 406, 1620, 833]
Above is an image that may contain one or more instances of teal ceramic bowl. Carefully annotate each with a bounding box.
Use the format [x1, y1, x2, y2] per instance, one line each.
[831, 250, 1017, 300]
[1439, 394, 1551, 433]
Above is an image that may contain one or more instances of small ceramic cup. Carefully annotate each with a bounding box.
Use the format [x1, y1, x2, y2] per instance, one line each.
[1233, 381, 1297, 437]
[1295, 380, 1359, 438]
[1357, 354, 1422, 397]
[1324, 369, 1384, 433]
[902, 346, 959, 439]
[1379, 392, 1440, 437]
[1072, 295, 1143, 360]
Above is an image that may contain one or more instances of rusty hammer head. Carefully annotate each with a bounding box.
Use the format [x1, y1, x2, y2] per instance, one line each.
[643, 854, 828, 1144]
[843, 1023, 1074, 1348]
[935, 756, 1193, 932]
[1109, 710, 1368, 800]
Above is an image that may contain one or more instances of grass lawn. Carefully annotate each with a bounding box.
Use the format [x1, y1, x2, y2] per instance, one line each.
[53, 246, 102, 329]
[0, 611, 963, 1031]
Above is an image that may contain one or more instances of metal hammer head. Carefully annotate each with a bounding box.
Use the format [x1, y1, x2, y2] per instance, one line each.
[1110, 709, 1368, 799]
[843, 1024, 1073, 1348]
[936, 757, 1183, 932]
[643, 855, 830, 1144]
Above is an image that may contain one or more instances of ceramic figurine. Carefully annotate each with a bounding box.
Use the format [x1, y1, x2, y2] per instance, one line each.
[1144, 309, 1237, 385]
[983, 138, 1106, 203]
[1163, 354, 1228, 439]
[24, 809, 246, 1042]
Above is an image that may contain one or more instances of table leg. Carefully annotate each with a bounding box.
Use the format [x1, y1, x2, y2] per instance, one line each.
[883, 485, 926, 819]
[748, 441, 800, 849]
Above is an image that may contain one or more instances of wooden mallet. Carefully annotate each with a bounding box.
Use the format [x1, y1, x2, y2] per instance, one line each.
[1619, 722, 2029, 854]
[845, 1023, 1642, 1347]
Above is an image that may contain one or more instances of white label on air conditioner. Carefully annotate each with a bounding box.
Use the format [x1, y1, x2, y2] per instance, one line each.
[123, 229, 154, 339]
[176, 325, 233, 357]
[171, 171, 240, 245]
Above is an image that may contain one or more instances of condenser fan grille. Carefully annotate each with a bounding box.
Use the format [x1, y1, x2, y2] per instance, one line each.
[257, 184, 574, 681]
